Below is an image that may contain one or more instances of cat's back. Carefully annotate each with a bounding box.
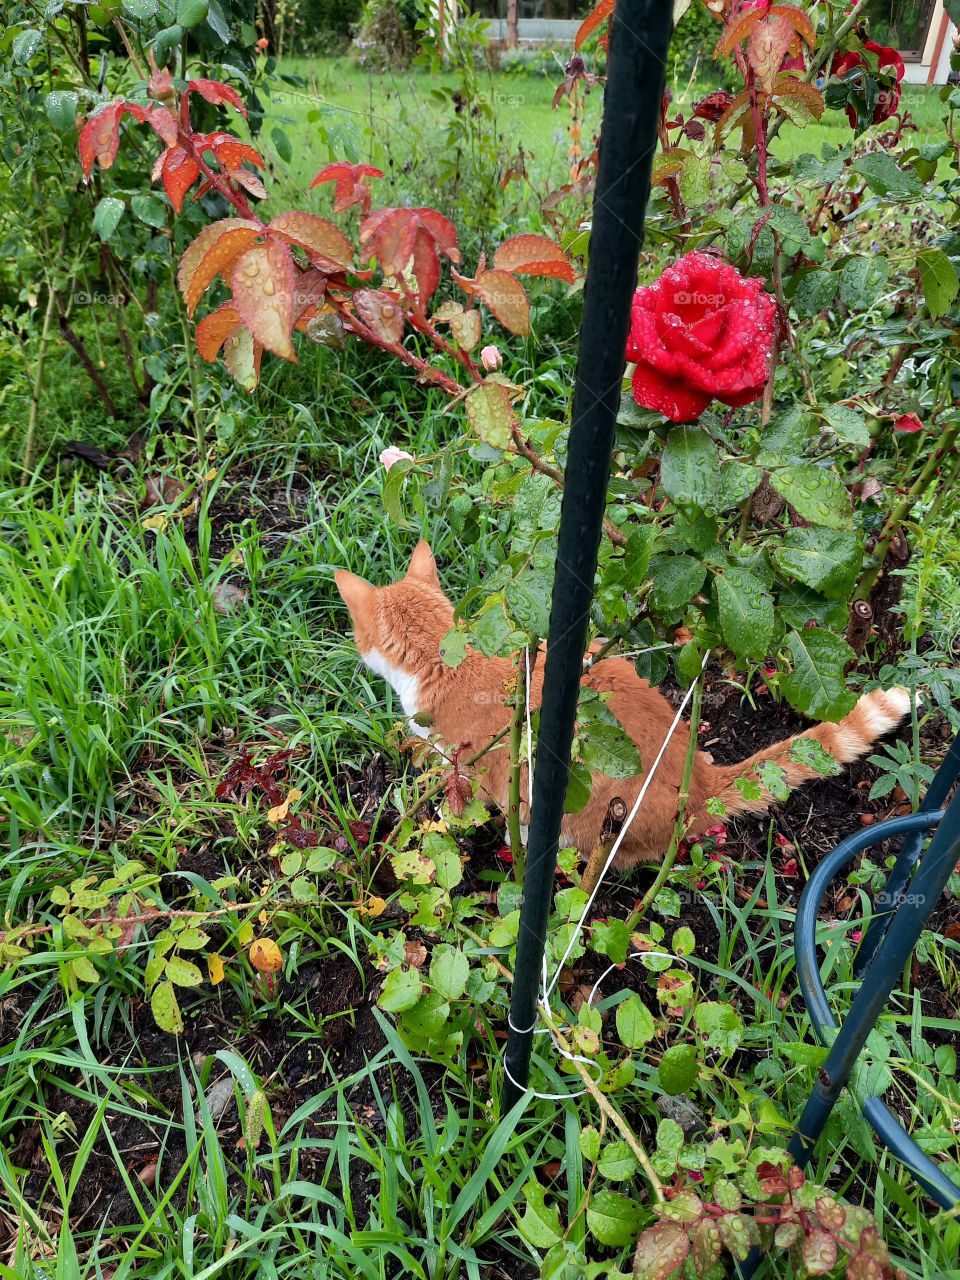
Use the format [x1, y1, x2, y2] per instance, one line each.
[581, 657, 677, 738]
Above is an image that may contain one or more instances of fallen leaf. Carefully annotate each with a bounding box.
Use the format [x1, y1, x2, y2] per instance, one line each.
[249, 937, 283, 973]
[355, 895, 387, 918]
[208, 954, 225, 985]
[267, 787, 302, 823]
[212, 581, 248, 614]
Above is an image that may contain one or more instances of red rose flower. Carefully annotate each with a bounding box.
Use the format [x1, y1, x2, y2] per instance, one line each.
[832, 41, 905, 127]
[626, 252, 778, 422]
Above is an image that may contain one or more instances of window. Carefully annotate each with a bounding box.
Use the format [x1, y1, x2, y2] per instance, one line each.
[861, 0, 938, 60]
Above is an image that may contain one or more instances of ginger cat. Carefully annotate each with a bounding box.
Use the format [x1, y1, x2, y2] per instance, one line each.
[335, 541, 911, 868]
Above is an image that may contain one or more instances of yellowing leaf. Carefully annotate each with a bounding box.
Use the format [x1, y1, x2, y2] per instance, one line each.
[267, 787, 302, 823]
[237, 919, 255, 946]
[230, 238, 298, 361]
[143, 513, 169, 532]
[207, 954, 226, 985]
[473, 269, 530, 336]
[249, 937, 283, 973]
[177, 219, 262, 317]
[355, 895, 387, 918]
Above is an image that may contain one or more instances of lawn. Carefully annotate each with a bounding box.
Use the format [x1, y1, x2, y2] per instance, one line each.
[1, 9, 960, 1280]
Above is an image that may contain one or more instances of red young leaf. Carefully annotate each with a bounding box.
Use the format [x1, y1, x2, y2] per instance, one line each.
[575, 0, 614, 50]
[290, 269, 329, 323]
[204, 132, 266, 172]
[715, 8, 763, 56]
[231, 167, 268, 201]
[267, 211, 354, 271]
[144, 104, 179, 148]
[354, 289, 404, 345]
[747, 14, 798, 94]
[188, 79, 247, 116]
[632, 1221, 690, 1280]
[493, 233, 575, 283]
[177, 218, 263, 316]
[310, 161, 384, 214]
[78, 102, 127, 178]
[196, 301, 243, 361]
[229, 237, 297, 360]
[360, 208, 418, 278]
[157, 145, 201, 213]
[473, 269, 530, 336]
[412, 228, 441, 302]
[416, 208, 460, 263]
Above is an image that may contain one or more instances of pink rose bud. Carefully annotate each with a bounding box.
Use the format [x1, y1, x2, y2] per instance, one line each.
[893, 413, 923, 434]
[480, 345, 502, 372]
[379, 446, 414, 471]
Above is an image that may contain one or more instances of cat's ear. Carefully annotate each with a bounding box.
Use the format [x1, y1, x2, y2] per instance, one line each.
[335, 570, 375, 622]
[406, 540, 439, 586]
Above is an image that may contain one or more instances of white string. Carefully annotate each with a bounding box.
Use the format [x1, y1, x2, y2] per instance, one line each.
[503, 645, 710, 1100]
[542, 648, 711, 1000]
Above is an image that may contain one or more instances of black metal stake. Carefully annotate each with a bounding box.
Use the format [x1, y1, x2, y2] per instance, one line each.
[503, 0, 673, 1108]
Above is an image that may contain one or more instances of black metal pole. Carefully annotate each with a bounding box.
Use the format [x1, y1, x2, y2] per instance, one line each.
[503, 0, 673, 1108]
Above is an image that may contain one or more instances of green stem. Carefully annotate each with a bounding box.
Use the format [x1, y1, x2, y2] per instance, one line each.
[623, 673, 705, 932]
[22, 281, 58, 484]
[857, 418, 960, 598]
[508, 641, 536, 885]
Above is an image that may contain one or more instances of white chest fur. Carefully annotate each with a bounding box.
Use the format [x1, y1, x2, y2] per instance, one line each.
[362, 648, 430, 739]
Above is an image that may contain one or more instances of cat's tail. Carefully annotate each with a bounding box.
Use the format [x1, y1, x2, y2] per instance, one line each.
[696, 687, 913, 825]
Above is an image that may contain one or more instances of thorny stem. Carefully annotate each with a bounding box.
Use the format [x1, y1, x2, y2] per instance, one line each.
[623, 671, 705, 931]
[456, 921, 665, 1201]
[857, 418, 960, 597]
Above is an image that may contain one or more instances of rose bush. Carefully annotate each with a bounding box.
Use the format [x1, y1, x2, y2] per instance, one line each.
[626, 251, 778, 422]
[831, 40, 905, 127]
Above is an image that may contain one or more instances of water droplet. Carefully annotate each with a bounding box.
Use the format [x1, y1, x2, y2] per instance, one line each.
[244, 261, 260, 277]
[263, 279, 275, 296]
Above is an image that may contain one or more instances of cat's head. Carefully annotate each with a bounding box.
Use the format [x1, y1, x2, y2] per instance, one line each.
[335, 541, 455, 670]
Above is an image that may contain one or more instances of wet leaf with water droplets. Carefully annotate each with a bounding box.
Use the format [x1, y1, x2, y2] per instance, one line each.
[229, 239, 297, 360]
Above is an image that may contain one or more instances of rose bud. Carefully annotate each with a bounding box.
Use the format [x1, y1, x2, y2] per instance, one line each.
[480, 344, 502, 372]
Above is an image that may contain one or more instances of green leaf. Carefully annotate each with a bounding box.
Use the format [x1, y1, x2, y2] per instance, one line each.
[13, 28, 42, 63]
[597, 1140, 638, 1181]
[659, 1043, 698, 1095]
[439, 627, 468, 668]
[714, 568, 773, 660]
[44, 90, 78, 133]
[780, 628, 857, 721]
[564, 759, 592, 813]
[177, 0, 208, 25]
[716, 461, 761, 511]
[772, 527, 862, 598]
[585, 1189, 644, 1246]
[852, 153, 921, 199]
[465, 382, 512, 449]
[271, 126, 293, 164]
[837, 254, 889, 310]
[769, 464, 851, 530]
[505, 567, 552, 635]
[578, 720, 642, 780]
[693, 1001, 744, 1055]
[790, 267, 837, 318]
[580, 1125, 601, 1162]
[789, 735, 843, 776]
[131, 193, 167, 228]
[122, 0, 159, 17]
[659, 426, 719, 510]
[205, 0, 230, 39]
[379, 965, 423, 1012]
[917, 248, 959, 319]
[151, 980, 183, 1033]
[756, 759, 790, 801]
[429, 944, 469, 1000]
[381, 458, 414, 530]
[70, 955, 100, 983]
[165, 956, 204, 986]
[616, 995, 655, 1049]
[648, 554, 706, 617]
[518, 1181, 563, 1248]
[819, 404, 870, 450]
[92, 197, 125, 242]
